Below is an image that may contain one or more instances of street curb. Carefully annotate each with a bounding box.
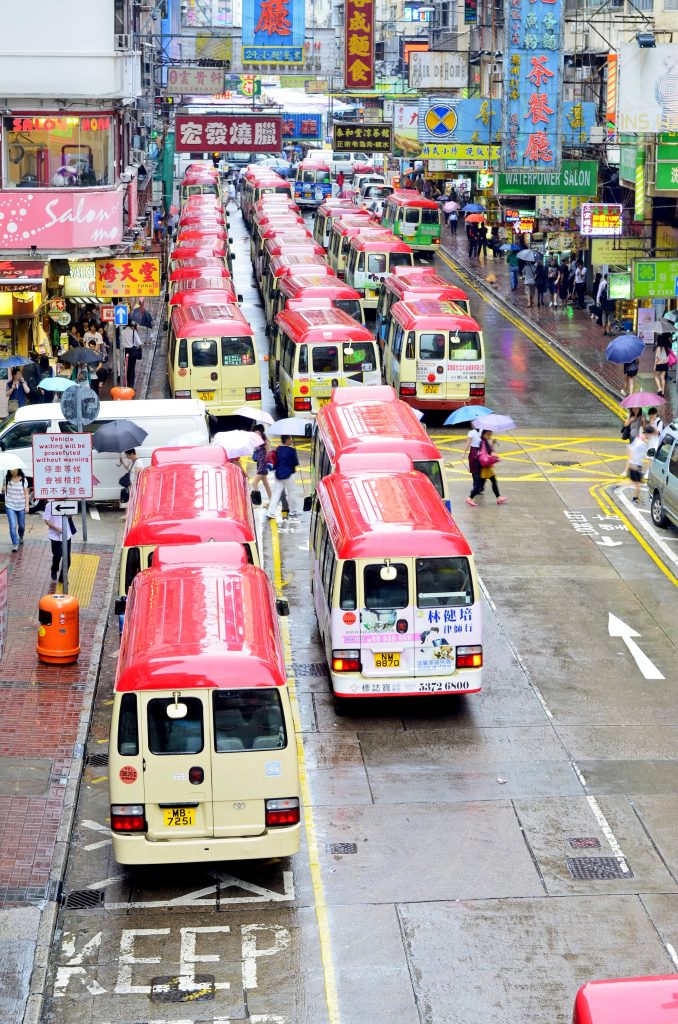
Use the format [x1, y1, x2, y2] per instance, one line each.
[439, 244, 624, 409]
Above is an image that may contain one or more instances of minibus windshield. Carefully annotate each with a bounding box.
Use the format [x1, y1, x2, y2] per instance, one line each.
[335, 299, 362, 321]
[416, 557, 474, 607]
[213, 690, 286, 751]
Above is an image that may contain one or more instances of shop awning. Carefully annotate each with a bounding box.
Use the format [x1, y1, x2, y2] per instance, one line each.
[0, 261, 45, 291]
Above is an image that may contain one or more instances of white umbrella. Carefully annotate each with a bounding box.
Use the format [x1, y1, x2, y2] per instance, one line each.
[472, 414, 517, 432]
[232, 406, 275, 425]
[0, 453, 27, 472]
[267, 417, 312, 437]
[517, 249, 537, 262]
[212, 430, 260, 458]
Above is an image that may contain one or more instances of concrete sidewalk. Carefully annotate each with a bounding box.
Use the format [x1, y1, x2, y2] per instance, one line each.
[439, 233, 675, 415]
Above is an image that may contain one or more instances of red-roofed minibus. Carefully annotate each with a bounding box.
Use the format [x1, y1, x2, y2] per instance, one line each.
[272, 274, 365, 328]
[170, 244, 227, 264]
[169, 252, 228, 275]
[169, 262, 231, 284]
[250, 212, 308, 274]
[168, 303, 260, 415]
[573, 976, 678, 1024]
[258, 234, 324, 287]
[311, 467, 481, 701]
[311, 386, 451, 508]
[151, 445, 228, 468]
[108, 562, 300, 865]
[313, 198, 363, 247]
[381, 190, 442, 252]
[327, 218, 388, 279]
[117, 460, 260, 600]
[375, 266, 470, 348]
[293, 158, 332, 208]
[150, 541, 247, 571]
[345, 234, 414, 306]
[384, 299, 485, 413]
[180, 171, 221, 204]
[263, 253, 335, 323]
[274, 307, 381, 417]
[169, 277, 238, 304]
[241, 171, 293, 225]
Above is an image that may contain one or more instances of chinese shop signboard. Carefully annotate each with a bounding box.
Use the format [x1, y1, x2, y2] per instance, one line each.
[242, 0, 304, 64]
[167, 67, 225, 94]
[333, 122, 392, 153]
[580, 203, 623, 237]
[345, 0, 375, 90]
[94, 258, 161, 299]
[633, 258, 678, 299]
[175, 115, 283, 152]
[501, 0, 564, 172]
[281, 113, 322, 142]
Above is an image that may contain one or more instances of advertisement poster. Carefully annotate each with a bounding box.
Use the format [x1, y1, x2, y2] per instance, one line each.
[242, 0, 304, 64]
[618, 44, 678, 133]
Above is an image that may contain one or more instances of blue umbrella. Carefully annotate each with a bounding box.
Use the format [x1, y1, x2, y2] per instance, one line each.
[499, 243, 521, 251]
[0, 355, 31, 368]
[444, 405, 494, 426]
[462, 203, 485, 213]
[604, 335, 645, 364]
[38, 376, 77, 392]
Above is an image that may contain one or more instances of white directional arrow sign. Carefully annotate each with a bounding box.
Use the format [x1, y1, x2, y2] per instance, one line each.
[608, 613, 665, 680]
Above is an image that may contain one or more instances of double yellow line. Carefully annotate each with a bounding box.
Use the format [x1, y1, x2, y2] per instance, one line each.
[269, 520, 341, 1024]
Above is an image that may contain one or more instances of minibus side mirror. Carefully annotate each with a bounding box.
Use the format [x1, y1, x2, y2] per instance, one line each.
[237, 294, 243, 303]
[303, 495, 312, 512]
[276, 598, 290, 617]
[114, 596, 127, 616]
[251, 491, 262, 506]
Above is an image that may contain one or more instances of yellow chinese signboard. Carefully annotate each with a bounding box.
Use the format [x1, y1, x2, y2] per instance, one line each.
[94, 258, 161, 299]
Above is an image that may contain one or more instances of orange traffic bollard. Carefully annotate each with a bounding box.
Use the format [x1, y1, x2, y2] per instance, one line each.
[110, 386, 135, 400]
[37, 594, 80, 664]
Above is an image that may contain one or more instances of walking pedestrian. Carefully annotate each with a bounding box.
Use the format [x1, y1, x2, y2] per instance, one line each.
[43, 500, 76, 582]
[622, 406, 644, 441]
[647, 406, 665, 439]
[121, 322, 142, 388]
[86, 341, 103, 395]
[622, 357, 639, 397]
[654, 334, 672, 396]
[523, 260, 537, 308]
[448, 205, 459, 236]
[119, 448, 147, 509]
[266, 435, 302, 521]
[574, 261, 587, 309]
[506, 249, 520, 291]
[6, 367, 30, 414]
[463, 425, 482, 501]
[546, 259, 558, 306]
[490, 225, 501, 257]
[535, 260, 548, 308]
[626, 427, 655, 504]
[556, 263, 569, 308]
[466, 430, 507, 506]
[226, 180, 237, 210]
[3, 467, 29, 551]
[477, 222, 488, 259]
[336, 171, 345, 191]
[595, 274, 609, 332]
[251, 425, 273, 503]
[467, 222, 478, 258]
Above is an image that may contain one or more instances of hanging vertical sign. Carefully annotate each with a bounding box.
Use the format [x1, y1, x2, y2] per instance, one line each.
[606, 53, 617, 141]
[345, 0, 375, 90]
[242, 0, 305, 64]
[635, 145, 646, 222]
[501, 0, 564, 173]
[464, 0, 478, 23]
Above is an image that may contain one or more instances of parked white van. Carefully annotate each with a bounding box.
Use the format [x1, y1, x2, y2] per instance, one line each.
[0, 399, 210, 502]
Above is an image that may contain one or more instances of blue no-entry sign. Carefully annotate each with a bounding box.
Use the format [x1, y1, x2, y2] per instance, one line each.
[114, 304, 129, 327]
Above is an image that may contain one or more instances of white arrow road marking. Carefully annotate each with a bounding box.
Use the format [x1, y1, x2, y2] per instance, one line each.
[608, 613, 665, 680]
[80, 819, 112, 851]
[596, 536, 623, 547]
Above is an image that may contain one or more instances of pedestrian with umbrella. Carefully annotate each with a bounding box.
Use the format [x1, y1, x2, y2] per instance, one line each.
[556, 262, 569, 309]
[58, 345, 101, 386]
[605, 334, 645, 397]
[523, 258, 537, 308]
[444, 197, 459, 235]
[626, 425, 657, 504]
[91, 420, 149, 507]
[465, 415, 514, 507]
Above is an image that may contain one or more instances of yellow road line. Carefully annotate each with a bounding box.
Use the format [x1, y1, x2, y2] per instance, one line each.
[590, 482, 678, 588]
[438, 251, 625, 420]
[269, 521, 341, 1024]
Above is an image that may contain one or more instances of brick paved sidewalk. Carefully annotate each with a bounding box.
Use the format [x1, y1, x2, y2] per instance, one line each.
[440, 233, 675, 414]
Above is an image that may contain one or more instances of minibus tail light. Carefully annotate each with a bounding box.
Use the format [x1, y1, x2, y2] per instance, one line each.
[110, 804, 146, 832]
[294, 397, 312, 411]
[399, 383, 416, 397]
[456, 645, 483, 669]
[266, 798, 300, 827]
[245, 387, 261, 401]
[332, 649, 361, 672]
[470, 384, 485, 397]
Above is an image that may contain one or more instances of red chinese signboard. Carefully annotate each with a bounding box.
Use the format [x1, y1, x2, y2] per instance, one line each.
[175, 115, 283, 153]
[345, 0, 375, 90]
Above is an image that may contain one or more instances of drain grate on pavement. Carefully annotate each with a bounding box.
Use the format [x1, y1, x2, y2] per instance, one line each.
[60, 888, 105, 909]
[292, 660, 330, 677]
[326, 842, 358, 855]
[569, 837, 601, 849]
[566, 856, 633, 880]
[85, 752, 109, 767]
[550, 459, 581, 466]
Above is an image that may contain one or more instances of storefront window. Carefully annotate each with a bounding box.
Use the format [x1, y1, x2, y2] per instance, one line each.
[3, 115, 115, 188]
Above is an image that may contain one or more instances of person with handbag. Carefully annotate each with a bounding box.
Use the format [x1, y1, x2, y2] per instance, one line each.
[466, 430, 507, 507]
[121, 322, 143, 388]
[6, 367, 30, 414]
[653, 334, 672, 397]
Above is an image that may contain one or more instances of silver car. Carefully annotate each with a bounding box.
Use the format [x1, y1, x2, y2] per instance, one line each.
[648, 423, 678, 528]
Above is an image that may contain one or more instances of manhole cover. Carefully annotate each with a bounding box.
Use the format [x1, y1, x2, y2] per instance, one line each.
[292, 661, 329, 677]
[566, 856, 632, 880]
[551, 460, 581, 467]
[150, 975, 215, 1002]
[326, 842, 358, 855]
[569, 837, 601, 849]
[60, 888, 105, 909]
[86, 752, 109, 767]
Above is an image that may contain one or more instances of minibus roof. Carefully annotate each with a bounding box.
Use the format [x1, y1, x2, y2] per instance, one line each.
[335, 452, 413, 474]
[573, 976, 678, 1024]
[280, 276, 361, 300]
[169, 284, 238, 306]
[333, 222, 391, 240]
[177, 227, 228, 242]
[171, 245, 226, 260]
[264, 239, 324, 258]
[151, 541, 247, 569]
[123, 463, 256, 547]
[317, 199, 358, 214]
[317, 399, 442, 462]
[151, 445, 226, 467]
[385, 269, 468, 302]
[269, 254, 335, 277]
[392, 299, 481, 332]
[385, 189, 439, 210]
[297, 158, 331, 170]
[170, 265, 231, 282]
[276, 307, 374, 343]
[253, 210, 305, 226]
[328, 207, 374, 222]
[349, 235, 413, 253]
[331, 385, 397, 405]
[116, 564, 286, 692]
[171, 303, 253, 337]
[317, 471, 471, 559]
[170, 257, 227, 274]
[182, 173, 220, 184]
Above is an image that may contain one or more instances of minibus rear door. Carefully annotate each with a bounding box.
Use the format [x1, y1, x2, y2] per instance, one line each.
[358, 561, 414, 679]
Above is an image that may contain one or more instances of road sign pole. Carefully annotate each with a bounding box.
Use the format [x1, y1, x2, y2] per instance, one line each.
[75, 387, 88, 542]
[61, 513, 69, 595]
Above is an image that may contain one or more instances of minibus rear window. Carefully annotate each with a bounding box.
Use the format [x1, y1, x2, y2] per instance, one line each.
[213, 690, 286, 751]
[420, 333, 446, 361]
[148, 697, 204, 754]
[404, 209, 419, 224]
[313, 346, 339, 373]
[192, 340, 218, 367]
[118, 693, 139, 756]
[343, 341, 375, 372]
[367, 254, 387, 274]
[416, 557, 474, 608]
[222, 336, 255, 366]
[335, 300, 362, 322]
[124, 547, 142, 594]
[450, 332, 481, 359]
[339, 560, 357, 610]
[413, 459, 444, 498]
[422, 209, 440, 225]
[178, 339, 188, 368]
[389, 254, 412, 270]
[364, 563, 408, 610]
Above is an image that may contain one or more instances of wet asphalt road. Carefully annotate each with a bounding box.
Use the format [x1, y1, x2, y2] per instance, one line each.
[39, 207, 678, 1024]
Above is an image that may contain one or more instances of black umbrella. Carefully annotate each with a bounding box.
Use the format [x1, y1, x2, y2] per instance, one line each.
[59, 347, 101, 366]
[91, 420, 148, 453]
[130, 305, 154, 329]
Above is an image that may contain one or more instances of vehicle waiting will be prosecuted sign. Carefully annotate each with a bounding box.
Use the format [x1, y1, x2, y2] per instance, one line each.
[32, 434, 93, 500]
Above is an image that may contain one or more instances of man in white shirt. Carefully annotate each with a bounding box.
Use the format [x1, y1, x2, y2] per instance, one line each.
[121, 323, 142, 388]
[626, 427, 654, 504]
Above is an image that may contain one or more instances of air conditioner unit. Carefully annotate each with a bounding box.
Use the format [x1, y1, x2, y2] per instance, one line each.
[131, 148, 147, 164]
[115, 33, 132, 51]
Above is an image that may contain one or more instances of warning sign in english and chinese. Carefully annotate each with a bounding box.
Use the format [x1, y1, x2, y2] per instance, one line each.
[32, 434, 94, 500]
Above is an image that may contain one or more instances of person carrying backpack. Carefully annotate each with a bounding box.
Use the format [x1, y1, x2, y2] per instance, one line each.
[266, 435, 301, 521]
